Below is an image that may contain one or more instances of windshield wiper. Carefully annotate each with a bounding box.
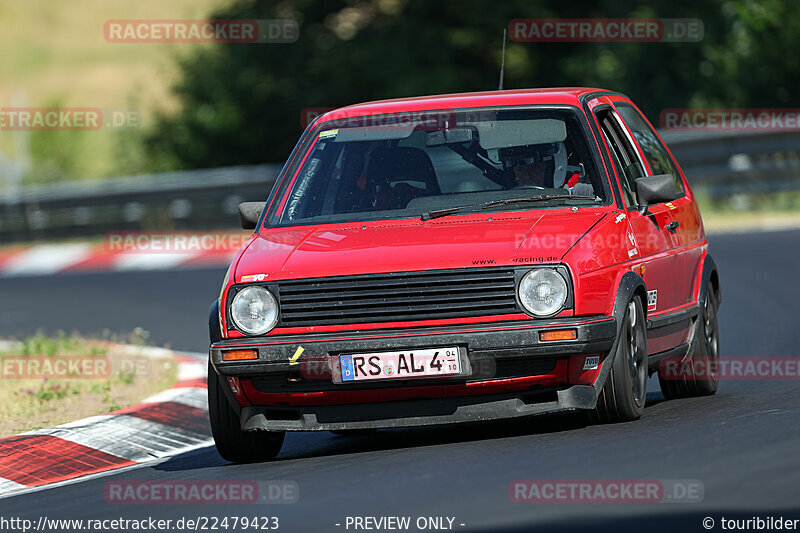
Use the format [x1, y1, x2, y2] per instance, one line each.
[420, 194, 596, 221]
[481, 194, 596, 208]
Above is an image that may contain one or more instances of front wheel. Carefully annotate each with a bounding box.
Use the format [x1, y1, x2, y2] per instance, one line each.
[591, 296, 648, 423]
[208, 363, 285, 463]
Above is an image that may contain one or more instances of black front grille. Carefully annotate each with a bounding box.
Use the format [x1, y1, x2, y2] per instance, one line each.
[277, 268, 519, 327]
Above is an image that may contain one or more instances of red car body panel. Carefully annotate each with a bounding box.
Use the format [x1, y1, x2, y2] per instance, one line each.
[233, 210, 604, 281]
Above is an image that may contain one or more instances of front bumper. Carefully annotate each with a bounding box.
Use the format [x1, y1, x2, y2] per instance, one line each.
[210, 316, 616, 429]
[240, 385, 599, 431]
[212, 316, 616, 374]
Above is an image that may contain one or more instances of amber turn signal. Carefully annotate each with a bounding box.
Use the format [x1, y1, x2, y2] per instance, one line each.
[222, 349, 259, 361]
[539, 329, 577, 342]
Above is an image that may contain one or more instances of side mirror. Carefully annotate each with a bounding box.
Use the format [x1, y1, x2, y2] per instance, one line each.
[635, 174, 677, 213]
[238, 202, 266, 230]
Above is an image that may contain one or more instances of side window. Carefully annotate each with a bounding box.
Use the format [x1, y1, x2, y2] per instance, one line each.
[596, 108, 645, 208]
[615, 102, 685, 195]
[602, 130, 634, 206]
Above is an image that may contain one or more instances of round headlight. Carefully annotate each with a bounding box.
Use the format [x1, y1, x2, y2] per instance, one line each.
[518, 269, 568, 317]
[230, 286, 279, 335]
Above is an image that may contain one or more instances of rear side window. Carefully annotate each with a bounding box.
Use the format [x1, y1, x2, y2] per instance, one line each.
[615, 102, 685, 196]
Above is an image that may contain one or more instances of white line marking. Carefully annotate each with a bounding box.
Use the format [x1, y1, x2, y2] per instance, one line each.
[112, 252, 197, 271]
[0, 478, 27, 496]
[176, 351, 208, 360]
[25, 414, 210, 463]
[142, 387, 208, 409]
[178, 362, 207, 381]
[117, 345, 180, 359]
[20, 414, 112, 431]
[1, 244, 92, 276]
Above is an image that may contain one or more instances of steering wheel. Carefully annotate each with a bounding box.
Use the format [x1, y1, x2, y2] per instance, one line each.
[511, 185, 546, 190]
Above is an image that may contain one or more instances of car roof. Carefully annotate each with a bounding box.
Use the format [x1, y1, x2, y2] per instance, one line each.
[319, 88, 620, 122]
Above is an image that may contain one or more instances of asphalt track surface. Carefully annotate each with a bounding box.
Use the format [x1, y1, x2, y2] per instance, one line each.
[2, 229, 800, 532]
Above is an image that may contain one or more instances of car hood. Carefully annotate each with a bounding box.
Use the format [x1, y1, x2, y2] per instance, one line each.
[235, 211, 606, 282]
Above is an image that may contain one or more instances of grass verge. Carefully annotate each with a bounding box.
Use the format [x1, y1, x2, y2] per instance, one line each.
[701, 210, 800, 234]
[0, 333, 178, 437]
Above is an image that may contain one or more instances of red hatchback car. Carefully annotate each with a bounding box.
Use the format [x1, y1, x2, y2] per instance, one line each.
[208, 88, 721, 462]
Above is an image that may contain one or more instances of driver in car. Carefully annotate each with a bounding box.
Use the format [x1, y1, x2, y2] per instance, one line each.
[501, 142, 566, 189]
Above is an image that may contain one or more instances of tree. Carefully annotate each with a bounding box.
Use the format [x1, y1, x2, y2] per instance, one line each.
[135, 0, 800, 172]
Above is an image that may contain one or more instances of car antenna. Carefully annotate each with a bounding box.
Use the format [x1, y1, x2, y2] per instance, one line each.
[498, 28, 507, 90]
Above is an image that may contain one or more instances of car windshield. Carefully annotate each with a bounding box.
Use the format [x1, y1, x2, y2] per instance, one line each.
[268, 107, 607, 226]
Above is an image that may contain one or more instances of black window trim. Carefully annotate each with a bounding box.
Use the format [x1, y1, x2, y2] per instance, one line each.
[610, 99, 688, 201]
[599, 126, 635, 208]
[593, 104, 648, 210]
[579, 95, 626, 210]
[607, 110, 650, 176]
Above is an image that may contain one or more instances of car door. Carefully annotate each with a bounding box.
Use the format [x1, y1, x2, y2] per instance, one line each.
[611, 100, 704, 307]
[591, 102, 685, 324]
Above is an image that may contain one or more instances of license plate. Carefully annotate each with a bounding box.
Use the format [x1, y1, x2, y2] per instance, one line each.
[338, 347, 462, 383]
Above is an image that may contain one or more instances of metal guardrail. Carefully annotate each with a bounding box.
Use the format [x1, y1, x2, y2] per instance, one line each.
[0, 165, 280, 243]
[1, 132, 799, 243]
[662, 131, 800, 198]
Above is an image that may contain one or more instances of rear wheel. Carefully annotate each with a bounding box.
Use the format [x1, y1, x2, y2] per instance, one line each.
[658, 285, 720, 398]
[591, 296, 648, 423]
[208, 363, 285, 463]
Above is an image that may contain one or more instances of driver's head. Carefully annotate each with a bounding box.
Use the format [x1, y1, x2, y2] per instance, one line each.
[511, 158, 549, 187]
[500, 143, 558, 188]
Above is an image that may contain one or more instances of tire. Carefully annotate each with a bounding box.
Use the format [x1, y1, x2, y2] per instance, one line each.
[658, 285, 720, 399]
[591, 296, 648, 423]
[208, 362, 285, 463]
